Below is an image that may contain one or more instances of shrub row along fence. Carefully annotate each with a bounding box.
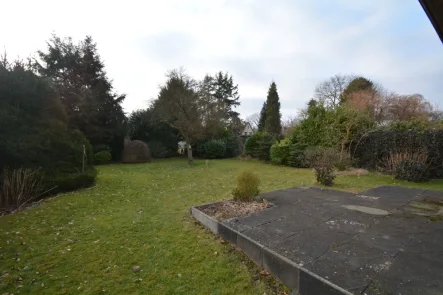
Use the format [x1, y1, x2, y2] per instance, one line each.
[352, 130, 443, 178]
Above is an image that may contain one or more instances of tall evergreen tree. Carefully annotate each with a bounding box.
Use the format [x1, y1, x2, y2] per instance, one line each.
[33, 34, 127, 160]
[212, 71, 240, 120]
[264, 82, 282, 135]
[258, 102, 267, 132]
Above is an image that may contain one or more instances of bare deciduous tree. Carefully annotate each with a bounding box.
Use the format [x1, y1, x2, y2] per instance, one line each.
[246, 113, 260, 129]
[387, 93, 433, 121]
[154, 69, 204, 165]
[314, 74, 354, 108]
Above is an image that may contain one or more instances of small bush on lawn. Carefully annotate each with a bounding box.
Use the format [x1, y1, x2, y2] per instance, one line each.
[270, 139, 291, 165]
[394, 160, 429, 182]
[204, 140, 226, 159]
[94, 151, 112, 164]
[232, 170, 260, 202]
[287, 143, 307, 167]
[304, 147, 339, 186]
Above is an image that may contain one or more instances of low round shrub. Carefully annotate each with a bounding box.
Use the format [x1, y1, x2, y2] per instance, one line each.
[204, 140, 226, 159]
[270, 140, 291, 165]
[394, 160, 429, 182]
[94, 151, 112, 164]
[232, 170, 260, 202]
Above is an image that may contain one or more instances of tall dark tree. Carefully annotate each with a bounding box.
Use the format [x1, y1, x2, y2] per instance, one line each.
[212, 71, 240, 120]
[264, 82, 282, 135]
[258, 102, 267, 132]
[33, 34, 127, 160]
[128, 108, 179, 158]
[0, 58, 95, 193]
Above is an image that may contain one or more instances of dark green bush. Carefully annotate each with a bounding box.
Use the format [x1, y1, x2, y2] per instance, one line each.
[287, 143, 307, 167]
[232, 170, 260, 202]
[257, 133, 275, 161]
[353, 130, 443, 178]
[304, 147, 339, 186]
[270, 140, 290, 165]
[94, 151, 112, 164]
[244, 133, 261, 157]
[0, 61, 96, 194]
[43, 168, 97, 195]
[93, 144, 111, 153]
[204, 140, 226, 159]
[148, 140, 170, 158]
[394, 160, 429, 182]
[224, 135, 242, 158]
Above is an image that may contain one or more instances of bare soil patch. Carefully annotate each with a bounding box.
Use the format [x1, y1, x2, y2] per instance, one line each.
[200, 199, 271, 220]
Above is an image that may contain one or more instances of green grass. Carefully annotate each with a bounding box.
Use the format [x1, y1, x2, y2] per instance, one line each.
[1, 159, 442, 294]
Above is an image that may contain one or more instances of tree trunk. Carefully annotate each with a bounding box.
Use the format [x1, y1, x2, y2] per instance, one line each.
[186, 141, 193, 165]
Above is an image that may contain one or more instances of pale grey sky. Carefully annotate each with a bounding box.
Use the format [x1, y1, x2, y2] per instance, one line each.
[1, 0, 442, 119]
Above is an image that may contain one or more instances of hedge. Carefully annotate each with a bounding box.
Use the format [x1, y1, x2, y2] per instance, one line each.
[270, 140, 291, 165]
[352, 130, 443, 178]
[204, 140, 226, 159]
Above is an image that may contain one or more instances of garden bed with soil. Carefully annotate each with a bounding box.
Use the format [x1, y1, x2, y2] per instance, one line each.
[200, 199, 271, 220]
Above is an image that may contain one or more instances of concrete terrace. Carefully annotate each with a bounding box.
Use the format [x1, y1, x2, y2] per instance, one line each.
[217, 186, 443, 294]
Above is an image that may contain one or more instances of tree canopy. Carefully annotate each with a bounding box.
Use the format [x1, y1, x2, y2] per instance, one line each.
[33, 34, 127, 159]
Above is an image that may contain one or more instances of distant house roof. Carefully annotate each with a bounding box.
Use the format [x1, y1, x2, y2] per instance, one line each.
[419, 0, 443, 43]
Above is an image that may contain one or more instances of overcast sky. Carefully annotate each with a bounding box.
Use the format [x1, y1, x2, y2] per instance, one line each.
[1, 0, 442, 119]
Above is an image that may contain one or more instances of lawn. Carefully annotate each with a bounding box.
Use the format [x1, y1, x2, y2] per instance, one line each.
[1, 159, 442, 294]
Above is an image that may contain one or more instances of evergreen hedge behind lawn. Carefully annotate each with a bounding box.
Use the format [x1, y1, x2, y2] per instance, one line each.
[352, 130, 443, 178]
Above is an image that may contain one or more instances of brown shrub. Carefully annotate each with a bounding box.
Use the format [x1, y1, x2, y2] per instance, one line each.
[122, 140, 151, 163]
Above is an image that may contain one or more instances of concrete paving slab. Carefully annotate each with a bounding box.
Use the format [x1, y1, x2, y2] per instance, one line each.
[222, 186, 443, 294]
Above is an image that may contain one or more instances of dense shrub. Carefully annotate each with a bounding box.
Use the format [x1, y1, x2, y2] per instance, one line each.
[257, 133, 275, 161]
[232, 170, 260, 202]
[148, 141, 171, 158]
[287, 143, 307, 167]
[334, 153, 353, 171]
[244, 133, 261, 157]
[93, 144, 111, 153]
[270, 140, 291, 165]
[44, 168, 97, 195]
[352, 130, 443, 178]
[224, 135, 242, 158]
[304, 147, 339, 186]
[122, 140, 151, 163]
[0, 62, 96, 194]
[394, 160, 429, 182]
[204, 140, 226, 159]
[94, 151, 112, 164]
